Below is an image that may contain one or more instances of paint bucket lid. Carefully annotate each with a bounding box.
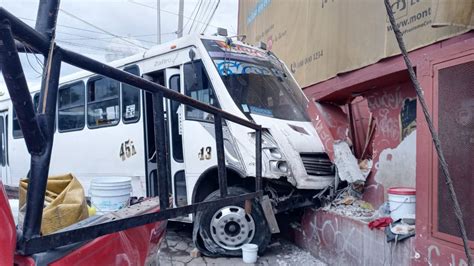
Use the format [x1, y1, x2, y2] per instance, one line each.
[388, 187, 416, 195]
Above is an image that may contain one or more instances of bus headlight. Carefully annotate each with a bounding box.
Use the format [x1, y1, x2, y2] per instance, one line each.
[270, 160, 288, 173]
[268, 148, 282, 159]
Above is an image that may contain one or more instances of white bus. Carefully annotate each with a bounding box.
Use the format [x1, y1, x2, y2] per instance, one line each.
[0, 32, 335, 256]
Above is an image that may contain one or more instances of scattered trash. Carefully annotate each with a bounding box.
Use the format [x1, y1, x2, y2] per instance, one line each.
[368, 217, 393, 230]
[267, 241, 282, 248]
[385, 219, 415, 242]
[378, 202, 391, 216]
[390, 223, 415, 235]
[359, 201, 374, 210]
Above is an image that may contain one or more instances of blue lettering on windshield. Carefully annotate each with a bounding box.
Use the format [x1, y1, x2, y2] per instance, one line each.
[249, 106, 273, 117]
[216, 60, 273, 76]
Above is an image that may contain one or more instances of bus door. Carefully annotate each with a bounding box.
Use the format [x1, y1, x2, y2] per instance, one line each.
[0, 111, 9, 184]
[164, 68, 187, 207]
[143, 68, 187, 206]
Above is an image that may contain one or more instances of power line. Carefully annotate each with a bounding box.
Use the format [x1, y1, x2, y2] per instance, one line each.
[188, 0, 204, 34]
[198, 0, 216, 33]
[178, 0, 201, 36]
[59, 8, 149, 50]
[201, 0, 220, 34]
[195, 0, 213, 34]
[58, 40, 114, 53]
[127, 0, 232, 34]
[19, 16, 110, 35]
[58, 33, 169, 45]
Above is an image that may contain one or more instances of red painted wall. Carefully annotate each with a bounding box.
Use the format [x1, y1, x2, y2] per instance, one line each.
[302, 32, 474, 265]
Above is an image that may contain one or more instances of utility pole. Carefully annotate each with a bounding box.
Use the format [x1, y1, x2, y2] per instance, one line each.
[177, 0, 184, 38]
[156, 0, 161, 44]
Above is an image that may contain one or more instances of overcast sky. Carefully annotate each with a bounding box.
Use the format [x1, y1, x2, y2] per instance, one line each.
[0, 0, 238, 93]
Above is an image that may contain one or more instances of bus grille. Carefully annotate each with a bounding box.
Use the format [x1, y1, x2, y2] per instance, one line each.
[300, 153, 335, 176]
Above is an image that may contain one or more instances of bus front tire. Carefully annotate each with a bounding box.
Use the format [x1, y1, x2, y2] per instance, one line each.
[192, 186, 271, 257]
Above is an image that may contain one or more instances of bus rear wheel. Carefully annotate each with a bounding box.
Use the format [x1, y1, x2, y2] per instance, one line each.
[192, 186, 271, 257]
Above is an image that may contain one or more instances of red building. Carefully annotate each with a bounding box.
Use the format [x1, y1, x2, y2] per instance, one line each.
[298, 32, 474, 265]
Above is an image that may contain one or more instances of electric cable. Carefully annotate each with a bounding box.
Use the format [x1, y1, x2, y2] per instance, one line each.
[59, 8, 149, 50]
[195, 0, 213, 34]
[201, 0, 220, 34]
[188, 0, 204, 34]
[179, 0, 201, 36]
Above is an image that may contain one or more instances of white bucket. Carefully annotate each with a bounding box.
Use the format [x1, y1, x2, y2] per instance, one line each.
[241, 243, 258, 264]
[90, 177, 132, 214]
[388, 187, 416, 221]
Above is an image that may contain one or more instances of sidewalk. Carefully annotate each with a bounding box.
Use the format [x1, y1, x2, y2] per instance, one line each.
[156, 221, 326, 266]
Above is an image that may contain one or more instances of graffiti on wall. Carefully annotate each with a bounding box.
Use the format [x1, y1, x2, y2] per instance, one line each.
[426, 244, 469, 266]
[367, 86, 404, 142]
[363, 84, 417, 203]
[296, 210, 414, 265]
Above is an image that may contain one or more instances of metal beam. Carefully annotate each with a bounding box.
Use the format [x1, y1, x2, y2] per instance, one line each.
[0, 22, 45, 154]
[153, 91, 169, 208]
[214, 114, 228, 197]
[22, 0, 62, 240]
[19, 191, 262, 255]
[0, 8, 50, 55]
[59, 48, 260, 129]
[23, 47, 62, 240]
[35, 0, 60, 40]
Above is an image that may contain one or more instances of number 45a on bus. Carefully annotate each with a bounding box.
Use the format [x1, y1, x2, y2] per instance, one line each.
[120, 139, 137, 161]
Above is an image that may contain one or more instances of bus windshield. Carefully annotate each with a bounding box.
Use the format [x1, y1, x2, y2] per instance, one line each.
[202, 39, 309, 121]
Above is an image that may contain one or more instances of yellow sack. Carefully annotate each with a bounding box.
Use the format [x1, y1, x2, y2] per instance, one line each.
[19, 173, 89, 235]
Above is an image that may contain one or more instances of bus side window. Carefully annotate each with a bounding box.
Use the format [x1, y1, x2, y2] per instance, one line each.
[122, 66, 140, 123]
[58, 82, 85, 132]
[169, 74, 183, 162]
[183, 60, 218, 121]
[12, 109, 22, 138]
[87, 77, 120, 128]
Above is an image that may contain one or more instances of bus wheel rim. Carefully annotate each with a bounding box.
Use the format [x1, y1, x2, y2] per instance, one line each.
[209, 205, 255, 250]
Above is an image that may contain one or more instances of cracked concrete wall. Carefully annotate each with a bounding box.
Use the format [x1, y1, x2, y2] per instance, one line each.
[362, 82, 417, 207]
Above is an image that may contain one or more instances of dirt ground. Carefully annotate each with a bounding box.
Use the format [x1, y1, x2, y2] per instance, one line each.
[155, 221, 326, 266]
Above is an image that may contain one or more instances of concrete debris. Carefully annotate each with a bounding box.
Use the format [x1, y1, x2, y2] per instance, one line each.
[324, 197, 376, 222]
[333, 141, 366, 182]
[273, 242, 326, 266]
[358, 159, 373, 178]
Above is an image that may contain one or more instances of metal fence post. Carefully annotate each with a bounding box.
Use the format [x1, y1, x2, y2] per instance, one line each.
[214, 114, 228, 197]
[152, 92, 169, 209]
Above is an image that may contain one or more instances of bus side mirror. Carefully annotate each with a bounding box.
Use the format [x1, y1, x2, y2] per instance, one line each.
[188, 49, 196, 61]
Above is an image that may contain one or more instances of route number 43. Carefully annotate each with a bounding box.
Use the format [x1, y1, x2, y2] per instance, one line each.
[198, 146, 211, 160]
[120, 139, 137, 161]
